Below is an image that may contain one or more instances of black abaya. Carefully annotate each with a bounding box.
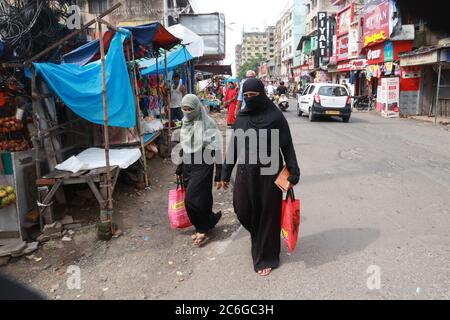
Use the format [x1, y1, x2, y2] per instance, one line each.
[221, 78, 300, 272]
[177, 149, 222, 234]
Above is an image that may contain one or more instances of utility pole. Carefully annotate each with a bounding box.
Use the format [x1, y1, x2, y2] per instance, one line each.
[163, 0, 169, 27]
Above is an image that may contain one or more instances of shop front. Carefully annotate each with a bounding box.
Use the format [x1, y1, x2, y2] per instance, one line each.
[337, 59, 368, 96]
[364, 40, 413, 116]
[400, 47, 450, 118]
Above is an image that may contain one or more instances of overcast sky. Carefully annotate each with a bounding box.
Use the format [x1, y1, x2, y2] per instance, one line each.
[193, 0, 290, 74]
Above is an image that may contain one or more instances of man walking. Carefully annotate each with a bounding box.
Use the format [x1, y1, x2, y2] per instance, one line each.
[235, 70, 256, 118]
[169, 73, 187, 122]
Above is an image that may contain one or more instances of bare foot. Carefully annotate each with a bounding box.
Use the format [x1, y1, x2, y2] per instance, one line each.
[257, 268, 272, 276]
[193, 233, 209, 247]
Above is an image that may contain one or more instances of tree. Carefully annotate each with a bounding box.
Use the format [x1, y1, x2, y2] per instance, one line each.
[237, 54, 265, 79]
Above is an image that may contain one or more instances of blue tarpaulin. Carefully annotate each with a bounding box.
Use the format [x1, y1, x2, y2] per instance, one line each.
[63, 39, 101, 66]
[63, 23, 180, 66]
[33, 29, 136, 128]
[140, 47, 193, 76]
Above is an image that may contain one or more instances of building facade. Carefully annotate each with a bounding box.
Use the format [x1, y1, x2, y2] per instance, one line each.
[299, 0, 338, 81]
[275, 0, 307, 82]
[235, 44, 242, 74]
[237, 26, 276, 76]
[77, 0, 194, 38]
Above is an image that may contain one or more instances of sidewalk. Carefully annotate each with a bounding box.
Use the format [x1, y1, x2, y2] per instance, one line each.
[406, 115, 450, 126]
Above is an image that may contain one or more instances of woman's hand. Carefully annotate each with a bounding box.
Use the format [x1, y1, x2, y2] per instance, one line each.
[285, 182, 294, 190]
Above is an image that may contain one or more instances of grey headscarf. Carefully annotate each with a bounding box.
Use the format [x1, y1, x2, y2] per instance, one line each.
[180, 94, 222, 154]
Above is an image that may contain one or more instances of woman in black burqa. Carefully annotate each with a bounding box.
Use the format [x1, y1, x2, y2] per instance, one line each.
[175, 94, 223, 247]
[218, 78, 300, 276]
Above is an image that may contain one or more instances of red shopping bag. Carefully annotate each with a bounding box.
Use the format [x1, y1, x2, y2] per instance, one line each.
[167, 180, 192, 229]
[281, 189, 300, 254]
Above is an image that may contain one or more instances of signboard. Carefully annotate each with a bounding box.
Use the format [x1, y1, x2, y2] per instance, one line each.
[352, 59, 367, 70]
[337, 59, 367, 72]
[367, 46, 384, 64]
[337, 34, 349, 61]
[380, 77, 400, 117]
[363, 0, 390, 47]
[179, 13, 226, 59]
[400, 50, 439, 67]
[336, 4, 354, 36]
[401, 66, 421, 79]
[348, 20, 361, 58]
[384, 40, 394, 62]
[318, 12, 329, 57]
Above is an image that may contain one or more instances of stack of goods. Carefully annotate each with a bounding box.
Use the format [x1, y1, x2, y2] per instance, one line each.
[0, 185, 16, 208]
[0, 77, 31, 153]
[0, 116, 29, 152]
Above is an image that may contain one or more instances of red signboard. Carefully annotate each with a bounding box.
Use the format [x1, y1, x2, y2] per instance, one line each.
[363, 0, 390, 47]
[337, 59, 368, 72]
[337, 34, 349, 62]
[366, 40, 413, 65]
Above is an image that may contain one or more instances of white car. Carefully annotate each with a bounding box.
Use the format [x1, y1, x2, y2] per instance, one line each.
[297, 83, 352, 122]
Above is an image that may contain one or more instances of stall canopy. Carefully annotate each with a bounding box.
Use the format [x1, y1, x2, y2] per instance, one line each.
[166, 24, 204, 58]
[140, 46, 193, 76]
[32, 29, 136, 128]
[63, 22, 181, 66]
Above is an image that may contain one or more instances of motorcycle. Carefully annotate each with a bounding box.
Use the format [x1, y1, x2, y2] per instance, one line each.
[278, 94, 289, 112]
[354, 94, 376, 111]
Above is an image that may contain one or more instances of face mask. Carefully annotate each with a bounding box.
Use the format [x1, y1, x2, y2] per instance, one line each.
[244, 94, 264, 112]
[230, 85, 235, 89]
[182, 108, 199, 121]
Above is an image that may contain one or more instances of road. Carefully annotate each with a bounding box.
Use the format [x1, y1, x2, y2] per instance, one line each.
[162, 101, 450, 299]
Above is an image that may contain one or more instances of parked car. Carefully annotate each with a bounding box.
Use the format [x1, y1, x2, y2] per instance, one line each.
[296, 83, 352, 122]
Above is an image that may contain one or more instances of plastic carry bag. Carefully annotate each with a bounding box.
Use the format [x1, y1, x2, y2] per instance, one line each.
[167, 179, 192, 229]
[281, 189, 300, 253]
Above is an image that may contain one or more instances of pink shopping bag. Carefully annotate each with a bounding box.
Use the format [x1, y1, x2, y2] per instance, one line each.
[281, 189, 300, 254]
[167, 184, 192, 229]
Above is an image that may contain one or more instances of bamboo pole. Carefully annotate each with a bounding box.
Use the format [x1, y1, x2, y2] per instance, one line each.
[164, 49, 172, 152]
[97, 20, 113, 212]
[129, 37, 150, 187]
[156, 56, 162, 117]
[30, 66, 41, 179]
[435, 63, 442, 125]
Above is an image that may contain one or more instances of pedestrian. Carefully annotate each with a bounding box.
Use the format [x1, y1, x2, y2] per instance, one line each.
[218, 78, 300, 276]
[175, 94, 223, 247]
[342, 80, 350, 93]
[223, 81, 239, 126]
[235, 70, 257, 117]
[169, 73, 187, 122]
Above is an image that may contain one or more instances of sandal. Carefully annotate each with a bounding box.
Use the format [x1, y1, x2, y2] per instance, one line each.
[194, 233, 209, 247]
[257, 268, 272, 276]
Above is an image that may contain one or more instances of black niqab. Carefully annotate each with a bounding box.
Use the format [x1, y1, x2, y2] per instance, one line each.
[238, 78, 291, 147]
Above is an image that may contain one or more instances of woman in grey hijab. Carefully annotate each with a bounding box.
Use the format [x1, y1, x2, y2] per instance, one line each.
[175, 94, 223, 246]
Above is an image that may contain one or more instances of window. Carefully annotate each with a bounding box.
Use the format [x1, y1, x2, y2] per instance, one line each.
[89, 0, 108, 14]
[308, 85, 316, 94]
[318, 86, 349, 97]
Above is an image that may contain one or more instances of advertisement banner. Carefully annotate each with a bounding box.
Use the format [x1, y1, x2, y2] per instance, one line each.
[318, 12, 329, 58]
[337, 34, 349, 62]
[384, 40, 394, 61]
[337, 4, 354, 36]
[381, 77, 400, 117]
[367, 44, 384, 65]
[348, 21, 361, 59]
[363, 0, 390, 47]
